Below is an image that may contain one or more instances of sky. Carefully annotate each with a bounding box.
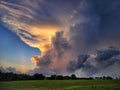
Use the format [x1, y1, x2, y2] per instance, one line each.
[0, 0, 120, 77]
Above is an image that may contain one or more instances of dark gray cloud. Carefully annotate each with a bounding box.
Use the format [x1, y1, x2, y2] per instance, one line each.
[52, 31, 71, 57]
[69, 0, 120, 53]
[93, 0, 120, 43]
[95, 47, 120, 61]
[67, 47, 120, 76]
[67, 54, 89, 72]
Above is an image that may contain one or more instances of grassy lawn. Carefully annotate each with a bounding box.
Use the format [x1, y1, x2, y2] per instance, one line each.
[0, 80, 120, 90]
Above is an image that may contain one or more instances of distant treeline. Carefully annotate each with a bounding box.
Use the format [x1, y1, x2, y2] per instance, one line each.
[0, 71, 119, 81]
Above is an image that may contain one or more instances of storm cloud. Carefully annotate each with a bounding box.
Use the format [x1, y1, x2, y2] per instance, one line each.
[0, 0, 120, 76]
[31, 31, 72, 74]
[67, 54, 89, 72]
[67, 47, 120, 77]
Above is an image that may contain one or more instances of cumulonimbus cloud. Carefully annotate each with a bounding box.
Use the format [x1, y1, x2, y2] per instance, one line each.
[0, 0, 120, 76]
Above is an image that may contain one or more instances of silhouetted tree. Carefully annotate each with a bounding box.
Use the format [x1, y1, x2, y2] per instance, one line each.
[63, 76, 70, 80]
[0, 70, 116, 81]
[33, 73, 45, 80]
[50, 75, 56, 80]
[70, 74, 76, 80]
[55, 75, 63, 80]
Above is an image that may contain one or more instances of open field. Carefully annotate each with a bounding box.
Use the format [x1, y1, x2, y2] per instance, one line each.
[0, 80, 120, 90]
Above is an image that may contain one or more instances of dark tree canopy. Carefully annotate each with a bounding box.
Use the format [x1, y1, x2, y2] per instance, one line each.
[0, 70, 118, 81]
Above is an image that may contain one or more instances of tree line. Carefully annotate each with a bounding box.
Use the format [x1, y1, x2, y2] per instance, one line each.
[0, 70, 119, 81]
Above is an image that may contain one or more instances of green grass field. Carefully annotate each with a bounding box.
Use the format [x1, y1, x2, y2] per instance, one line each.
[0, 80, 120, 90]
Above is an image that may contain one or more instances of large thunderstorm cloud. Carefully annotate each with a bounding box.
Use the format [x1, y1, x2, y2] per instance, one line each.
[0, 0, 120, 77]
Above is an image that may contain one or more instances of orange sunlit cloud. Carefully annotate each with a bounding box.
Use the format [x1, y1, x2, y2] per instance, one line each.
[31, 55, 40, 65]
